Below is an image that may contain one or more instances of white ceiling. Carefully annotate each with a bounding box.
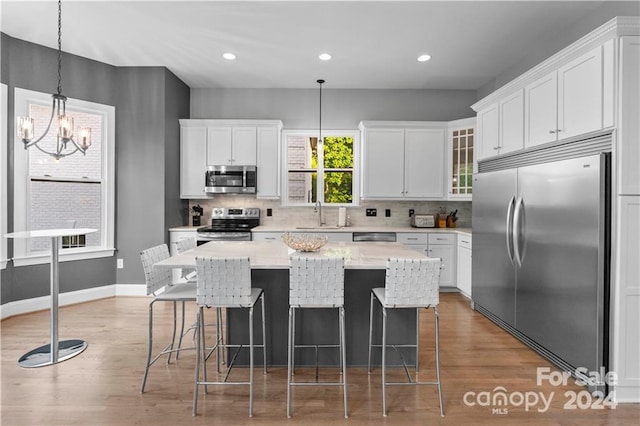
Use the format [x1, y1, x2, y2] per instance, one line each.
[0, 1, 627, 90]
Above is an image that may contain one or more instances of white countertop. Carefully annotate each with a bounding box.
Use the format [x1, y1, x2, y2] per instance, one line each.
[170, 225, 472, 235]
[154, 240, 429, 270]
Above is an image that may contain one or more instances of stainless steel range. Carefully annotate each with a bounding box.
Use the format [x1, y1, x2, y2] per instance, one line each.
[196, 207, 260, 243]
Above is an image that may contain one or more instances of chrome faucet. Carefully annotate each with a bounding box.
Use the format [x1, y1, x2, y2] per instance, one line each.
[314, 200, 325, 227]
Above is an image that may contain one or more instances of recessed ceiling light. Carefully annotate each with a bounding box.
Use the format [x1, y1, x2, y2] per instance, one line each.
[222, 52, 237, 60]
[417, 54, 432, 62]
[319, 53, 332, 61]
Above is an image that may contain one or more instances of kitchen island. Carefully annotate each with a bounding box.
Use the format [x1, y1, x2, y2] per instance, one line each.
[154, 240, 435, 367]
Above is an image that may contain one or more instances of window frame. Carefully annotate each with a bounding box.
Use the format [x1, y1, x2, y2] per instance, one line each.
[13, 87, 115, 266]
[281, 129, 360, 207]
[1, 84, 7, 269]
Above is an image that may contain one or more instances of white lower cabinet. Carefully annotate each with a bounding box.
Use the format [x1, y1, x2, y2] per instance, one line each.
[397, 232, 456, 288]
[456, 234, 472, 297]
[169, 229, 197, 284]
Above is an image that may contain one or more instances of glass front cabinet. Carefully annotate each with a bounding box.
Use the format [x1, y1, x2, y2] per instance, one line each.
[448, 118, 475, 200]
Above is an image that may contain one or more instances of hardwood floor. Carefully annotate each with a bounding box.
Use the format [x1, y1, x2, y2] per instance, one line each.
[1, 293, 638, 425]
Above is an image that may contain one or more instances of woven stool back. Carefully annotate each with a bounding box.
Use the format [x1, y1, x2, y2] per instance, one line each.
[175, 237, 196, 253]
[196, 257, 252, 307]
[140, 244, 173, 295]
[385, 257, 441, 307]
[289, 256, 345, 307]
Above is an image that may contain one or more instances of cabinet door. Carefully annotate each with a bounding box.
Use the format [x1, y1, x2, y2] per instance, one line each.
[180, 126, 207, 199]
[449, 125, 474, 199]
[232, 127, 257, 165]
[558, 46, 603, 139]
[428, 244, 455, 287]
[404, 128, 445, 198]
[457, 245, 472, 297]
[525, 71, 558, 148]
[363, 128, 405, 198]
[499, 90, 524, 155]
[251, 232, 281, 241]
[206, 127, 233, 165]
[618, 36, 640, 195]
[477, 103, 500, 160]
[257, 126, 280, 199]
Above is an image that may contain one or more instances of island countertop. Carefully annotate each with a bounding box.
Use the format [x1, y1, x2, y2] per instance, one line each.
[154, 240, 429, 270]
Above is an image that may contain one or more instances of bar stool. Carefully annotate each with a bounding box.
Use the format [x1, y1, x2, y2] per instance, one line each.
[192, 257, 267, 418]
[287, 256, 347, 418]
[139, 244, 197, 393]
[367, 257, 444, 417]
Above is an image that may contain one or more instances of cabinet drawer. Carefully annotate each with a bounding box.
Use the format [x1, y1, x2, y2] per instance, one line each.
[397, 233, 429, 245]
[428, 233, 455, 245]
[458, 234, 472, 249]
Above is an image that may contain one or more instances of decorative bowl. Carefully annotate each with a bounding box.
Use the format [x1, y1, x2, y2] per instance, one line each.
[281, 232, 328, 252]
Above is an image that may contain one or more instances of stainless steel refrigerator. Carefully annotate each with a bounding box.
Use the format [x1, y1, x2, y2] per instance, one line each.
[472, 152, 610, 382]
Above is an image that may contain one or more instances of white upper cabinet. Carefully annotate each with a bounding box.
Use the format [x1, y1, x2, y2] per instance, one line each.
[499, 90, 525, 155]
[362, 127, 405, 198]
[473, 25, 618, 158]
[476, 90, 524, 161]
[448, 118, 475, 200]
[256, 125, 283, 199]
[524, 71, 558, 147]
[360, 123, 445, 200]
[179, 119, 282, 199]
[180, 126, 208, 199]
[206, 127, 233, 165]
[404, 128, 445, 198]
[207, 126, 256, 165]
[618, 36, 640, 195]
[477, 103, 499, 160]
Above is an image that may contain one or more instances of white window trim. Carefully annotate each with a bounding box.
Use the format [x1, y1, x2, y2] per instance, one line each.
[12, 87, 115, 267]
[281, 129, 360, 207]
[1, 84, 7, 269]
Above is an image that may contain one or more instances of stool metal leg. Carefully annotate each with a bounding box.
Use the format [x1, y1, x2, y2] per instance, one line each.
[249, 305, 254, 417]
[286, 306, 294, 418]
[340, 306, 348, 418]
[175, 300, 186, 360]
[167, 301, 178, 364]
[140, 301, 154, 393]
[382, 306, 388, 417]
[415, 307, 420, 372]
[192, 307, 202, 416]
[261, 293, 267, 374]
[367, 292, 374, 374]
[434, 307, 444, 417]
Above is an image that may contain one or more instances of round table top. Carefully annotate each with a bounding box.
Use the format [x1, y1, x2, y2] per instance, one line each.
[5, 229, 97, 239]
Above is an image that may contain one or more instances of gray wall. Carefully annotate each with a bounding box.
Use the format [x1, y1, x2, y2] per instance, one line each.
[191, 88, 477, 128]
[1, 34, 190, 304]
[477, 1, 640, 99]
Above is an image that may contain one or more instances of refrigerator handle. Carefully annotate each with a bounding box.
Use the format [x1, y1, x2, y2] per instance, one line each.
[513, 196, 525, 268]
[506, 196, 516, 265]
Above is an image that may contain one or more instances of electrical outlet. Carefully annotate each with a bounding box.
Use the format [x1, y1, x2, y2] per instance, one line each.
[266, 208, 272, 217]
[366, 208, 377, 217]
[117, 258, 124, 269]
[409, 209, 415, 217]
[385, 209, 391, 217]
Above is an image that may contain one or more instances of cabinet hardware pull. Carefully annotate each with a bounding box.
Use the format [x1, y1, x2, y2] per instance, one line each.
[548, 130, 556, 134]
[493, 146, 500, 150]
[556, 129, 562, 132]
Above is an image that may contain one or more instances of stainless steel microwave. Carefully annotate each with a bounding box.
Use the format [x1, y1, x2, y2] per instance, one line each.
[205, 165, 257, 194]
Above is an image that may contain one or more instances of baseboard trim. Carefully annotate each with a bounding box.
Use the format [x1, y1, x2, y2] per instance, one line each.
[0, 284, 147, 320]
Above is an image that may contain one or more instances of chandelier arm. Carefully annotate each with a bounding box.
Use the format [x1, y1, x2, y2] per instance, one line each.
[65, 137, 88, 154]
[23, 98, 58, 148]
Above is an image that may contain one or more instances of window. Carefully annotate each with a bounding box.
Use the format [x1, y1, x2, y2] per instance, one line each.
[13, 88, 115, 266]
[282, 130, 359, 206]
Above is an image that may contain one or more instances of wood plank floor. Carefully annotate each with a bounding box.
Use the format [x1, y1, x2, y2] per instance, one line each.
[1, 293, 638, 425]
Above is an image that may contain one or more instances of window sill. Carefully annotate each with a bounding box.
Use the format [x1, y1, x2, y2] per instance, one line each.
[12, 248, 116, 267]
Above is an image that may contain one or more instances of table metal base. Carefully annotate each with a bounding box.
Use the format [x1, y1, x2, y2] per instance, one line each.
[18, 339, 88, 368]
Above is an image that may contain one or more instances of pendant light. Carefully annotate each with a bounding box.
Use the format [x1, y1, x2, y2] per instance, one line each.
[317, 79, 324, 146]
[16, 0, 92, 160]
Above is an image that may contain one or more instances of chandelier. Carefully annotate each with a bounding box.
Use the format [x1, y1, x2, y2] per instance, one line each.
[16, 0, 92, 160]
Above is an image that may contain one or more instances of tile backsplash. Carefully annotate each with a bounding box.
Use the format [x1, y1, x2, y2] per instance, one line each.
[188, 196, 471, 228]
